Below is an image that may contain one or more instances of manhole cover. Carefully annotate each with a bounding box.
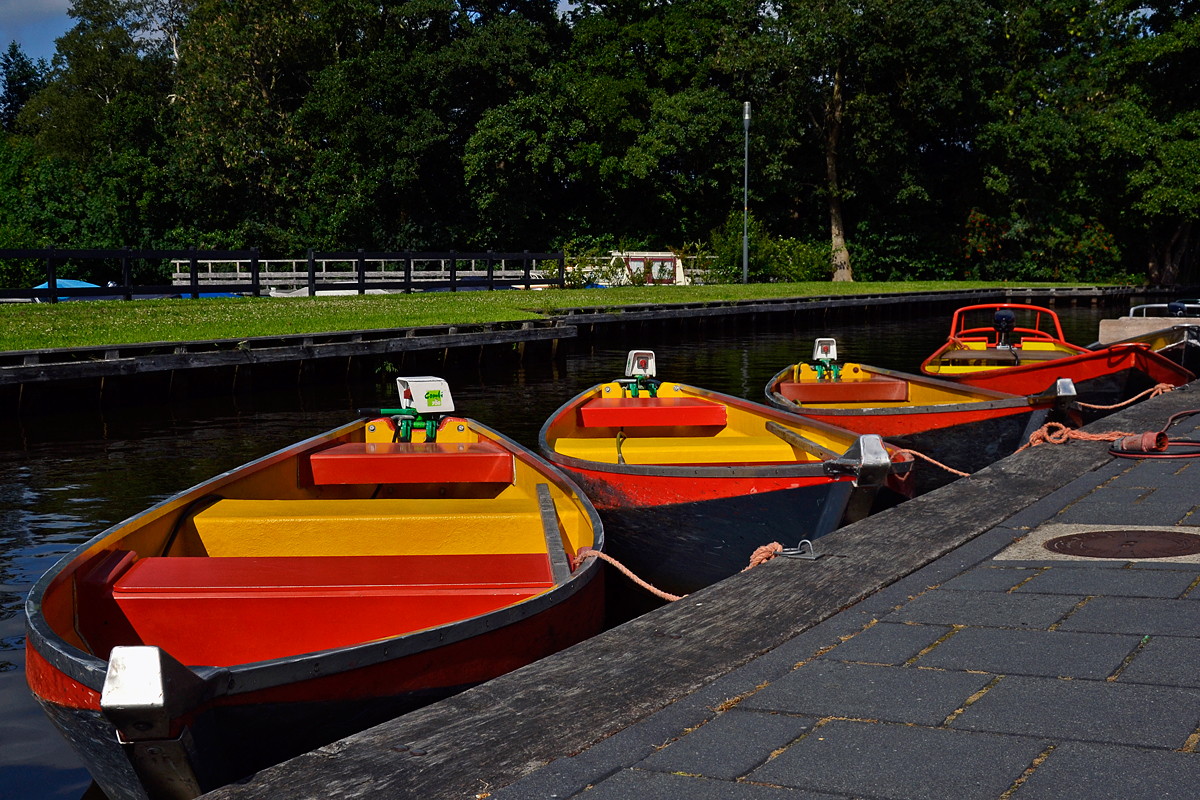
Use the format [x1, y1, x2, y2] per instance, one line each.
[1044, 530, 1200, 559]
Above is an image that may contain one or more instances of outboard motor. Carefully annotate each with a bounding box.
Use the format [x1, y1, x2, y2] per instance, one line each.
[1168, 301, 1187, 317]
[993, 309, 1016, 349]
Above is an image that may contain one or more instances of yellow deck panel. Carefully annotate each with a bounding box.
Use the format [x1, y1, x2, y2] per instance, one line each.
[555, 435, 806, 466]
[193, 498, 546, 557]
[1019, 339, 1067, 351]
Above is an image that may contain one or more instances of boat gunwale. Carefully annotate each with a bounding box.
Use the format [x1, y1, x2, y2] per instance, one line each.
[538, 381, 914, 479]
[946, 302, 1072, 343]
[25, 417, 603, 698]
[1087, 323, 1200, 351]
[763, 363, 1040, 418]
[922, 340, 1193, 385]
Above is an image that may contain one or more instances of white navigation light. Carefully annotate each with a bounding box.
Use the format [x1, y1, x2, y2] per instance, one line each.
[625, 350, 656, 378]
[812, 338, 838, 362]
[395, 377, 455, 414]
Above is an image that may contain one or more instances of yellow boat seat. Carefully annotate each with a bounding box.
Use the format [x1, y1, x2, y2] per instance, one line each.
[554, 435, 806, 466]
[192, 498, 546, 557]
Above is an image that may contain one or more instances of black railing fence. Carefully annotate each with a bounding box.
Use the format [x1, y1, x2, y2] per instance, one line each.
[0, 247, 565, 303]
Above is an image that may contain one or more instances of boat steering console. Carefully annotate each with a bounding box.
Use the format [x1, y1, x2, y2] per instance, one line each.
[619, 349, 659, 397]
[993, 309, 1020, 365]
[357, 376, 455, 443]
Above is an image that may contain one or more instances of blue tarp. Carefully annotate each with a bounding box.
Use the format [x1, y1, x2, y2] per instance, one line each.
[31, 280, 240, 301]
[32, 280, 102, 302]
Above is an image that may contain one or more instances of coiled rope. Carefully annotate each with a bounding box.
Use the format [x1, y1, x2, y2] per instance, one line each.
[1015, 422, 1135, 452]
[745, 542, 784, 570]
[1017, 409, 1200, 459]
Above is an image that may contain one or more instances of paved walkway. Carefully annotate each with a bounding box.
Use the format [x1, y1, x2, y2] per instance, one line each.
[493, 416, 1200, 800]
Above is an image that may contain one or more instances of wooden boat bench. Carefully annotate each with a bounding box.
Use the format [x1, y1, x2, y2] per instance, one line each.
[940, 348, 1072, 362]
[308, 441, 514, 485]
[190, 497, 548, 557]
[555, 435, 801, 465]
[780, 377, 909, 404]
[576, 396, 727, 428]
[109, 552, 555, 667]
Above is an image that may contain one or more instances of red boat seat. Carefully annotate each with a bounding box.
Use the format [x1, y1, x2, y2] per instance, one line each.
[577, 397, 727, 428]
[309, 441, 514, 485]
[780, 378, 909, 404]
[111, 554, 555, 667]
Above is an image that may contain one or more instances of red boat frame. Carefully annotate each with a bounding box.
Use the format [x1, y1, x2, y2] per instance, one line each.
[921, 303, 1194, 397]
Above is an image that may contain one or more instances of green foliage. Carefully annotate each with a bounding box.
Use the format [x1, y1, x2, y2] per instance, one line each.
[848, 221, 957, 282]
[0, 0, 1196, 292]
[560, 238, 618, 289]
[1, 43, 47, 131]
[961, 208, 1125, 282]
[706, 210, 829, 283]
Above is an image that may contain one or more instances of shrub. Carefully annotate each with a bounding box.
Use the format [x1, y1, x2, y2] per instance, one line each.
[705, 211, 830, 283]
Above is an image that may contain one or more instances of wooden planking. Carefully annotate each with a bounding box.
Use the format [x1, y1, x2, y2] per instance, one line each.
[203, 379, 1198, 800]
[536, 483, 573, 585]
[0, 324, 575, 385]
[541, 286, 1151, 326]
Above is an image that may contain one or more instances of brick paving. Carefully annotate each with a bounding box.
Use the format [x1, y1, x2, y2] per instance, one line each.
[492, 414, 1200, 800]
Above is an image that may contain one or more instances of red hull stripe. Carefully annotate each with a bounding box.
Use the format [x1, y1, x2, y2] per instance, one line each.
[780, 377, 909, 403]
[109, 554, 553, 667]
[798, 404, 1030, 438]
[310, 441, 514, 485]
[951, 347, 1192, 395]
[578, 397, 727, 428]
[25, 641, 102, 711]
[571, 467, 847, 509]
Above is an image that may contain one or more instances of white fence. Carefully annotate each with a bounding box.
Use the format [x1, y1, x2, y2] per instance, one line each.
[170, 256, 554, 291]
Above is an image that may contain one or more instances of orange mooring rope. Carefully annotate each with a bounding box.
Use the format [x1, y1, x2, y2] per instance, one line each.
[1015, 422, 1135, 452]
[573, 547, 683, 602]
[744, 542, 783, 570]
[1075, 383, 1175, 411]
[893, 448, 972, 478]
[573, 539, 800, 601]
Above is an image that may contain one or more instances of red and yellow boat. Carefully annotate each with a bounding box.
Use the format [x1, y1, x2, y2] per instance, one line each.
[25, 378, 603, 800]
[920, 303, 1194, 401]
[767, 338, 1076, 489]
[539, 351, 914, 596]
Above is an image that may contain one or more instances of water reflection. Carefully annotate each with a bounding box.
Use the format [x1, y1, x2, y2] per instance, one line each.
[0, 306, 1113, 799]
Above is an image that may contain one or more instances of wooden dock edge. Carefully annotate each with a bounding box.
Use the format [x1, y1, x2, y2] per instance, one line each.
[204, 383, 1198, 800]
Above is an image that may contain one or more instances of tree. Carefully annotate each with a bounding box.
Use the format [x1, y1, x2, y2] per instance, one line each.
[465, 0, 766, 249]
[769, 0, 992, 281]
[0, 42, 48, 131]
[1099, 1, 1200, 284]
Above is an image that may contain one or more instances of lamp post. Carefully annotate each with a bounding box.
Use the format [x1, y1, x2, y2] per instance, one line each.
[742, 101, 750, 284]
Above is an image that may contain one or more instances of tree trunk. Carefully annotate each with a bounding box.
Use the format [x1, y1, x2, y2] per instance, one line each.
[1147, 221, 1192, 286]
[827, 63, 852, 282]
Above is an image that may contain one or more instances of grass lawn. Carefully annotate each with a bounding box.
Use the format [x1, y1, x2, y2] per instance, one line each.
[0, 281, 1085, 352]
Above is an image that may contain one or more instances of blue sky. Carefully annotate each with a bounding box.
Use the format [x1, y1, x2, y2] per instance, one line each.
[0, 0, 72, 64]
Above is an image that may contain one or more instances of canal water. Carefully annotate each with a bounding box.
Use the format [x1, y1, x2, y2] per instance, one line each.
[0, 306, 1115, 799]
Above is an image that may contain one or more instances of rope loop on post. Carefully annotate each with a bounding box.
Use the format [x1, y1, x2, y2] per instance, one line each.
[743, 542, 783, 570]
